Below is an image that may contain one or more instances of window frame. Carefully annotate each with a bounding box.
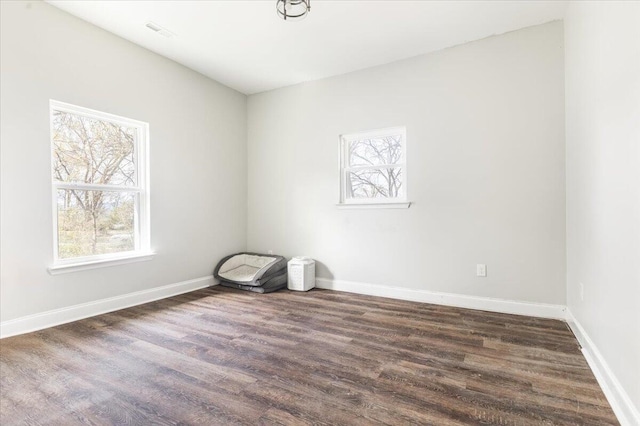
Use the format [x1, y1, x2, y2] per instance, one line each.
[48, 100, 152, 274]
[338, 126, 410, 208]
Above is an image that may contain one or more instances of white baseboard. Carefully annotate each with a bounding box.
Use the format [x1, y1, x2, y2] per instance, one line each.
[0, 275, 216, 339]
[315, 278, 566, 319]
[566, 309, 640, 426]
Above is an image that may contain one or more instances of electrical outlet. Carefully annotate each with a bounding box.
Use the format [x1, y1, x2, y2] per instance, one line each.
[268, 249, 273, 255]
[579, 282, 584, 302]
[476, 264, 487, 277]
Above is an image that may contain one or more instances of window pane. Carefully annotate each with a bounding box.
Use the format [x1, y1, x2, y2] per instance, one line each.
[347, 168, 403, 199]
[57, 190, 136, 259]
[349, 134, 403, 167]
[52, 110, 136, 186]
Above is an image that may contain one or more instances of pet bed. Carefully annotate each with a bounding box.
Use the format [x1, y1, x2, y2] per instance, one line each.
[214, 252, 288, 293]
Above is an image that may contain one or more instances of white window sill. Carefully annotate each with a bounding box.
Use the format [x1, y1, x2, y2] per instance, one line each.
[336, 202, 412, 209]
[48, 251, 155, 275]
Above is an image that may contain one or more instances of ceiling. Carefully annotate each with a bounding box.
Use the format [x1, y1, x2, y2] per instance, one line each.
[47, 1, 567, 95]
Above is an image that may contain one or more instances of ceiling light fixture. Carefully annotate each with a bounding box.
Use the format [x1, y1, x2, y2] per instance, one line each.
[276, 0, 310, 21]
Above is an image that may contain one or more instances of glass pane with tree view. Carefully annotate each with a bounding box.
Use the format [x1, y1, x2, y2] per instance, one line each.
[348, 168, 403, 199]
[52, 108, 140, 259]
[52, 110, 136, 186]
[57, 190, 135, 259]
[349, 134, 403, 167]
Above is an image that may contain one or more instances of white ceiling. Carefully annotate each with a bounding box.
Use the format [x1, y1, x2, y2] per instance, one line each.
[47, 1, 567, 95]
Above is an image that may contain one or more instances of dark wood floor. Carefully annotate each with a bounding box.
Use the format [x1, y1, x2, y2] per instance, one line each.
[1, 287, 618, 425]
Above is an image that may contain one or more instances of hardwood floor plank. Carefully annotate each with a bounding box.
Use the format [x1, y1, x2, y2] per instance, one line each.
[0, 286, 619, 425]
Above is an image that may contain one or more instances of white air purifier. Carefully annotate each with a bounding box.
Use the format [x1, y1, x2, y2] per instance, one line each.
[287, 257, 315, 291]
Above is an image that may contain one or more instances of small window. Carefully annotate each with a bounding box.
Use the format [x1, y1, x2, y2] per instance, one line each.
[339, 127, 408, 207]
[50, 101, 150, 269]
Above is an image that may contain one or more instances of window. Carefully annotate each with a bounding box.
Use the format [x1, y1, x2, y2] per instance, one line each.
[49, 100, 151, 272]
[339, 127, 409, 208]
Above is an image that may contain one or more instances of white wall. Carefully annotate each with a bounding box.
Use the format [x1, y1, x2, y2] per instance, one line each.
[565, 1, 640, 420]
[247, 21, 566, 305]
[0, 1, 247, 322]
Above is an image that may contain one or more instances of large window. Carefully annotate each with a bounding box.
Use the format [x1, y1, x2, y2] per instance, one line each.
[50, 101, 150, 271]
[339, 127, 409, 207]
